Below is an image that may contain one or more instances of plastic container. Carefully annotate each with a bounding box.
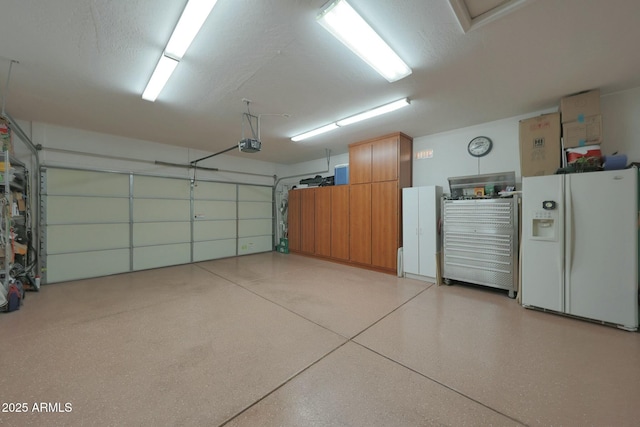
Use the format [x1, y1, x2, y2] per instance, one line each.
[335, 164, 349, 185]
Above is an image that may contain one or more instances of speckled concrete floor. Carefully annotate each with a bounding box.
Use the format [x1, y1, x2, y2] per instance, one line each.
[2, 252, 639, 426]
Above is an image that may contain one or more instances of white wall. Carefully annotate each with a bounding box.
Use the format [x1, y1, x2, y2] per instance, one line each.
[410, 86, 640, 191]
[411, 108, 555, 191]
[601, 86, 640, 161]
[275, 151, 349, 189]
[29, 122, 277, 186]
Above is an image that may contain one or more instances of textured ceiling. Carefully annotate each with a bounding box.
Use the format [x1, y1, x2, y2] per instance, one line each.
[1, 0, 639, 164]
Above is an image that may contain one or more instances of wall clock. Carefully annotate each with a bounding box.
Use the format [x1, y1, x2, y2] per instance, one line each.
[467, 136, 493, 157]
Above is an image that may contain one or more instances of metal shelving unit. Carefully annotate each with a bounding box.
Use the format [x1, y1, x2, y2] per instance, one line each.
[0, 151, 32, 308]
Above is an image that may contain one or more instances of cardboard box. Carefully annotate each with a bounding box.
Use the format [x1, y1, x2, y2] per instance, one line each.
[562, 115, 602, 148]
[14, 242, 27, 256]
[560, 89, 600, 123]
[519, 113, 561, 177]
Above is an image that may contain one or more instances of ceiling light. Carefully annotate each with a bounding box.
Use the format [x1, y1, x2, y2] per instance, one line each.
[337, 98, 410, 126]
[317, 0, 412, 82]
[141, 0, 219, 102]
[165, 0, 220, 59]
[142, 55, 179, 102]
[291, 123, 340, 142]
[291, 98, 410, 142]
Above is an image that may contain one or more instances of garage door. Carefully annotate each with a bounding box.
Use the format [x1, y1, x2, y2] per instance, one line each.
[42, 167, 273, 283]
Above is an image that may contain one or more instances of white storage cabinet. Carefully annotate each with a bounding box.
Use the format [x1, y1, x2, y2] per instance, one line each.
[402, 186, 442, 281]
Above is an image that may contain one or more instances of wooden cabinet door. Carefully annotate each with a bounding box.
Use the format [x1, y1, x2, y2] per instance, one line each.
[287, 189, 301, 252]
[372, 136, 398, 182]
[371, 181, 398, 271]
[331, 185, 349, 260]
[315, 187, 332, 257]
[349, 143, 372, 184]
[300, 188, 315, 254]
[349, 183, 371, 265]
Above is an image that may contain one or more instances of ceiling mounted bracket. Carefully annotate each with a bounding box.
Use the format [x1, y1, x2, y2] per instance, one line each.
[239, 99, 262, 153]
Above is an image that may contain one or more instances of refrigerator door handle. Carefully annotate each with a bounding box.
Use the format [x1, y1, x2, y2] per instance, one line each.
[564, 176, 573, 312]
[566, 184, 574, 273]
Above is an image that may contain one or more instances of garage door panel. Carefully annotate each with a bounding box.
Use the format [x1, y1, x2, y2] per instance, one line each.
[238, 202, 272, 219]
[133, 176, 190, 199]
[194, 182, 236, 200]
[47, 197, 129, 224]
[193, 240, 236, 262]
[133, 199, 190, 222]
[46, 249, 130, 283]
[133, 243, 191, 271]
[193, 200, 236, 220]
[238, 185, 271, 202]
[238, 236, 272, 255]
[238, 219, 272, 237]
[46, 169, 129, 197]
[194, 220, 236, 241]
[133, 222, 190, 246]
[47, 224, 129, 253]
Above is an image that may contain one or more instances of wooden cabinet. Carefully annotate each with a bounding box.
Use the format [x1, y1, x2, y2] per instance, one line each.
[371, 181, 399, 270]
[372, 136, 398, 182]
[315, 187, 332, 257]
[288, 186, 350, 261]
[331, 185, 350, 260]
[349, 143, 372, 184]
[350, 133, 412, 185]
[287, 189, 301, 252]
[349, 183, 371, 265]
[300, 188, 315, 254]
[348, 132, 412, 273]
[288, 132, 411, 274]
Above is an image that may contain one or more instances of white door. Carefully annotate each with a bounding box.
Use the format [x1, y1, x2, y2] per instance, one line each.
[565, 168, 638, 328]
[402, 188, 419, 275]
[521, 175, 565, 312]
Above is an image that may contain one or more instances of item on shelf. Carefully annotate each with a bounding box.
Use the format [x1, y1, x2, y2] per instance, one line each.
[565, 145, 602, 164]
[334, 164, 349, 185]
[560, 89, 601, 124]
[519, 113, 561, 177]
[0, 119, 13, 154]
[5, 282, 21, 312]
[603, 154, 628, 170]
[299, 175, 324, 187]
[319, 176, 334, 186]
[448, 171, 516, 199]
[562, 115, 603, 148]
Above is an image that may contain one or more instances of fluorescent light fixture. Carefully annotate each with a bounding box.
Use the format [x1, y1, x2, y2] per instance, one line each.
[291, 98, 410, 142]
[337, 98, 409, 126]
[142, 55, 179, 101]
[317, 0, 412, 82]
[165, 0, 220, 59]
[291, 123, 339, 142]
[142, 0, 219, 101]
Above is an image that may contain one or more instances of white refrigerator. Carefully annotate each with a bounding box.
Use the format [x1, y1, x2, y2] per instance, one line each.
[521, 167, 639, 331]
